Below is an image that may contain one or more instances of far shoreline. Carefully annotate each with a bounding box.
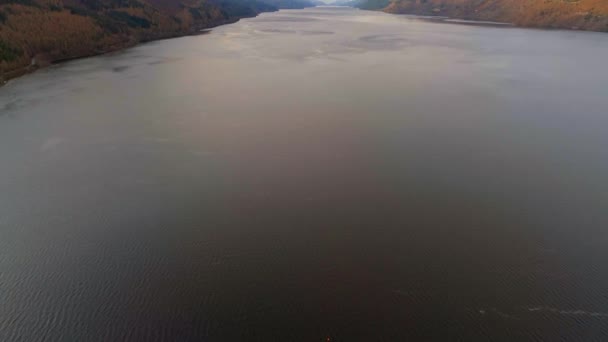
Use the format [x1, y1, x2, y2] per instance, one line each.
[3, 5, 608, 89]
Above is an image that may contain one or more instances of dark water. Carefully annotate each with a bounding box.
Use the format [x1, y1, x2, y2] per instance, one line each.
[2, 6, 608, 341]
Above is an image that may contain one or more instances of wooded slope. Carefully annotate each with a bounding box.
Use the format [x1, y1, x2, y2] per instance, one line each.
[383, 0, 608, 31]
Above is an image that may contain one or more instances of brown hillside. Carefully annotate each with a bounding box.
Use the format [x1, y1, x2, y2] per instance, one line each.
[384, 0, 608, 31]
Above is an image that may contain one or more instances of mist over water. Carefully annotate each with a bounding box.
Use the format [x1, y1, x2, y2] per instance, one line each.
[1, 7, 608, 341]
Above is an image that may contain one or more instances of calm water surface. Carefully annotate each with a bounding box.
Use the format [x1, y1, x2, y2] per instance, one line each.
[1, 7, 608, 341]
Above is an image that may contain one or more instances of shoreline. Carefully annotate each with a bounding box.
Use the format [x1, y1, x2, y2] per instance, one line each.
[394, 11, 608, 34]
[3, 6, 607, 88]
[0, 15, 249, 88]
[360, 6, 608, 34]
[380, 7, 608, 33]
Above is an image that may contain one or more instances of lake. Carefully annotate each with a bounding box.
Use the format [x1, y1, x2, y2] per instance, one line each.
[1, 6, 608, 341]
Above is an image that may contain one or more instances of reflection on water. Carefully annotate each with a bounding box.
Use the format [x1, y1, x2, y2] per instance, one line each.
[1, 6, 608, 341]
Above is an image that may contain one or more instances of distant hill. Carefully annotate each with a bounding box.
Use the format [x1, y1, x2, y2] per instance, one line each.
[374, 0, 608, 31]
[0, 0, 313, 82]
[330, 0, 386, 10]
[261, 0, 316, 9]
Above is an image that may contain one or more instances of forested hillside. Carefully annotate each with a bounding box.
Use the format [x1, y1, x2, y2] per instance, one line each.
[0, 0, 310, 82]
[381, 0, 608, 31]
